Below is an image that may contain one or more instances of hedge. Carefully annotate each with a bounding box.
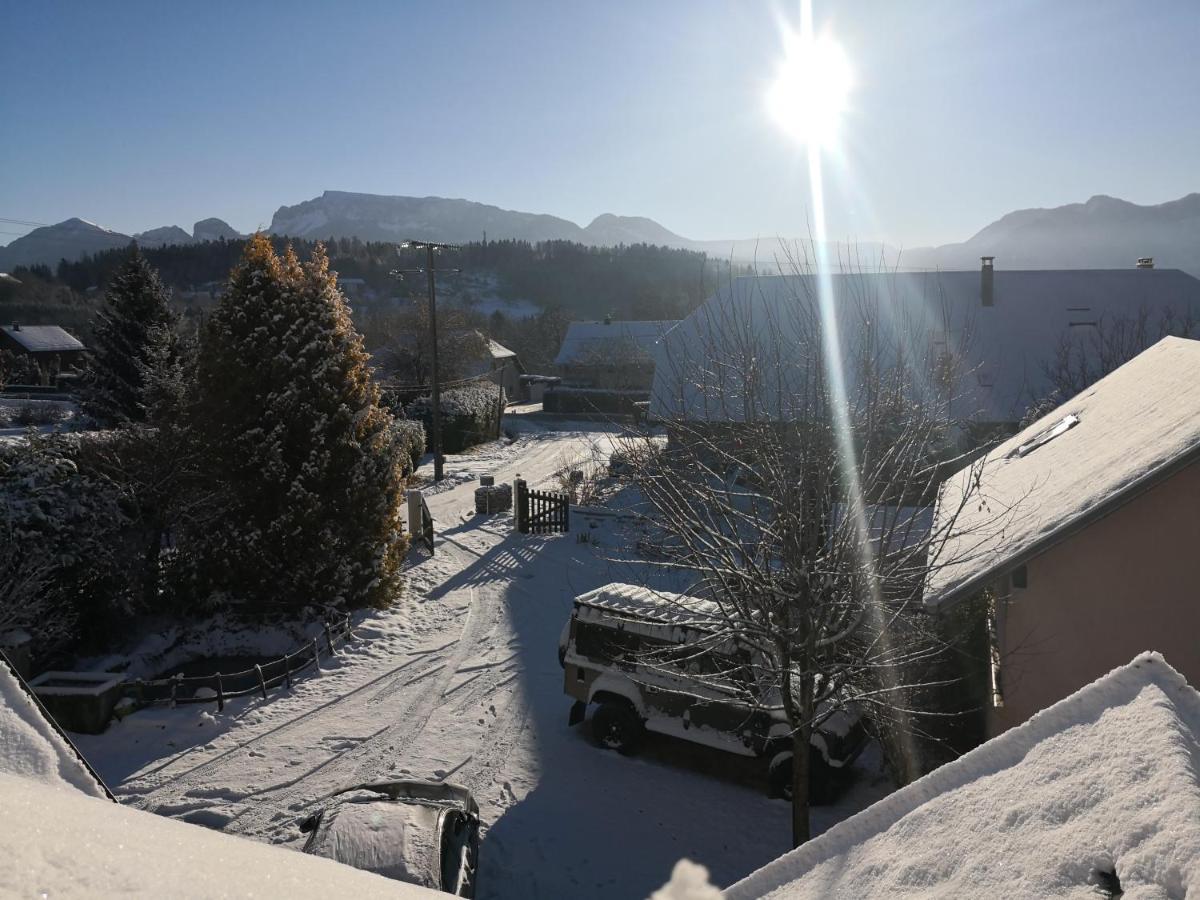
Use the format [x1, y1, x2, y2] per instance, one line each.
[404, 383, 504, 455]
[391, 419, 426, 475]
[542, 387, 649, 416]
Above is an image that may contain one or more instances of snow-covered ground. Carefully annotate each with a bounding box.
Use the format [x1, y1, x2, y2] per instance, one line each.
[75, 417, 893, 899]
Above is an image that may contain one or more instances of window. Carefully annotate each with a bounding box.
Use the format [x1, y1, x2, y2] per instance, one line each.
[1009, 413, 1079, 459]
[1012, 565, 1028, 589]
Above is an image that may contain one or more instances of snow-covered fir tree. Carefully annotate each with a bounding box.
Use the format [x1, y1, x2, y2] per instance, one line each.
[81, 248, 177, 424]
[188, 235, 407, 612]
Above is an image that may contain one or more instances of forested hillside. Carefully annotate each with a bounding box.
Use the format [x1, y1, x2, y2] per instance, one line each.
[9, 237, 736, 330]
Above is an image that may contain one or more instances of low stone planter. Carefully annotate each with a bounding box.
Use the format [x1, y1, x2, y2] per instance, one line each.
[475, 482, 513, 514]
[28, 671, 127, 734]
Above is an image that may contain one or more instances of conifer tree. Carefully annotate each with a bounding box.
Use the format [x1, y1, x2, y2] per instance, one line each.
[188, 235, 407, 612]
[82, 248, 177, 424]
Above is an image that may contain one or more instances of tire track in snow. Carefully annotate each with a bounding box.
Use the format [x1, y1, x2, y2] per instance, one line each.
[128, 649, 443, 804]
[224, 581, 507, 842]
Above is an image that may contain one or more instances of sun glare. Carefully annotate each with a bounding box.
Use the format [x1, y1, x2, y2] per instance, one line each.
[766, 28, 852, 148]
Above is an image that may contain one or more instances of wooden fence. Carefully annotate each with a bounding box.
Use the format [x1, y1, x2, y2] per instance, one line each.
[126, 615, 353, 711]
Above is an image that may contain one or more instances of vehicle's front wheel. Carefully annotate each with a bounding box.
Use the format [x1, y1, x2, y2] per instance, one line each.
[590, 701, 644, 754]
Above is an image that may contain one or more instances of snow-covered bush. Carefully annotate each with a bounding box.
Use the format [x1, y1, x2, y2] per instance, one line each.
[185, 237, 408, 612]
[404, 382, 502, 454]
[391, 419, 426, 475]
[0, 434, 133, 652]
[12, 401, 70, 427]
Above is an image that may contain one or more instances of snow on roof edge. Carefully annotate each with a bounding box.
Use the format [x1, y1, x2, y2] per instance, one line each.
[723, 651, 1200, 900]
[0, 657, 109, 799]
[925, 442, 1200, 610]
[924, 335, 1200, 609]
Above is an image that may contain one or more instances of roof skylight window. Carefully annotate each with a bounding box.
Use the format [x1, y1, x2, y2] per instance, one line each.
[1009, 413, 1079, 459]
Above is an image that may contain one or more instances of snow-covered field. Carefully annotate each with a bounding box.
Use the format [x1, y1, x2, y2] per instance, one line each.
[76, 418, 893, 899]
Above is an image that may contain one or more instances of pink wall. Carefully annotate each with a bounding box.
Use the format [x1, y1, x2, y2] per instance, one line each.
[989, 458, 1200, 735]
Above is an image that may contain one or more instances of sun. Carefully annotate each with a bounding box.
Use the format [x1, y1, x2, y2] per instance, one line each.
[766, 28, 852, 148]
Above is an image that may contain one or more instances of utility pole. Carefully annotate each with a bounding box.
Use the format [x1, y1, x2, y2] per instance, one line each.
[391, 240, 461, 483]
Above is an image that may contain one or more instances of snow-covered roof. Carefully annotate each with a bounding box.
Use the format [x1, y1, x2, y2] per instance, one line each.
[0, 658, 108, 798]
[574, 582, 723, 626]
[0, 771, 444, 898]
[1, 657, 446, 896]
[725, 652, 1200, 899]
[0, 324, 85, 353]
[487, 337, 517, 360]
[555, 320, 678, 367]
[651, 269, 1200, 424]
[925, 336, 1200, 608]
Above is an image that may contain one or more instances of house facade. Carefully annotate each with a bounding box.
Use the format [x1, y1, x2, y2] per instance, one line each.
[0, 323, 86, 385]
[925, 337, 1200, 736]
[554, 319, 676, 390]
[650, 262, 1200, 432]
[470, 337, 524, 398]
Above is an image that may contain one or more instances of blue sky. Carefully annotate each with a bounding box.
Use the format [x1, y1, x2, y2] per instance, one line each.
[2, 0, 1197, 247]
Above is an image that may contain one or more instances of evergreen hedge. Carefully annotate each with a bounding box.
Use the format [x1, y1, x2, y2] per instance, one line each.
[391, 419, 426, 474]
[405, 383, 503, 454]
[542, 387, 649, 416]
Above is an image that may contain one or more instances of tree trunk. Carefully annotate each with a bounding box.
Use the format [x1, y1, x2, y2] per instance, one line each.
[791, 723, 811, 847]
[142, 526, 163, 608]
[782, 662, 814, 847]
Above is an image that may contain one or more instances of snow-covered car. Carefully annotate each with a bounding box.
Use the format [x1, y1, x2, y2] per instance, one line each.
[560, 583, 868, 803]
[298, 780, 480, 897]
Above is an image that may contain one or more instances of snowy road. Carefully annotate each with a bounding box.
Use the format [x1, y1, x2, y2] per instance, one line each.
[80, 420, 892, 899]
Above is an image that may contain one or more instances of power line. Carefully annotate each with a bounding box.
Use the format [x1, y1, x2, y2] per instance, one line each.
[0, 217, 50, 228]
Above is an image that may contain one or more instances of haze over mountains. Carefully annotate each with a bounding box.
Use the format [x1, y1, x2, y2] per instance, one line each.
[2, 191, 1197, 276]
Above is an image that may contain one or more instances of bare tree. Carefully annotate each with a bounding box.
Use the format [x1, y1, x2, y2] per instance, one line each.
[365, 300, 491, 389]
[1042, 304, 1198, 400]
[621, 258, 1002, 846]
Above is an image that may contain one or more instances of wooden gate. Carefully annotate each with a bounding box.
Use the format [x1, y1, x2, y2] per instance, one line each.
[514, 478, 569, 534]
[407, 489, 435, 553]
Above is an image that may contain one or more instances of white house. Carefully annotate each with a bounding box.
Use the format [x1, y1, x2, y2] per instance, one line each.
[650, 263, 1200, 429]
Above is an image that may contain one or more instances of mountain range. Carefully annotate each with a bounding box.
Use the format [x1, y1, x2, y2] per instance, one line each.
[0, 217, 243, 270]
[2, 191, 1197, 276]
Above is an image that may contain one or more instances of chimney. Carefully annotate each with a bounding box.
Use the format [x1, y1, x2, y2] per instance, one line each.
[11, 322, 19, 331]
[980, 257, 995, 307]
[1136, 257, 1154, 269]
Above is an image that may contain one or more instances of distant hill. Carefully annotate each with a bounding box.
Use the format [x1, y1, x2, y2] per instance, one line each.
[0, 218, 132, 270]
[135, 225, 194, 248]
[904, 193, 1200, 275]
[581, 213, 689, 247]
[1, 217, 244, 271]
[193, 218, 241, 242]
[269, 191, 592, 245]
